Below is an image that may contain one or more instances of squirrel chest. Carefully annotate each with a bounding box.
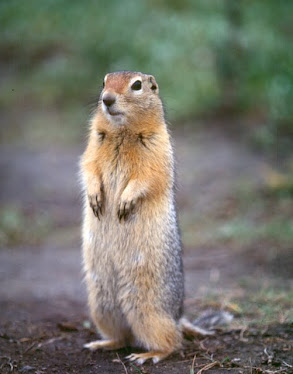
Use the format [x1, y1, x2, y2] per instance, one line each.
[96, 129, 162, 206]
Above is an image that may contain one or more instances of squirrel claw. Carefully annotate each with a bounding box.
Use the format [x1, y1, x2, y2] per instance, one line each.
[88, 194, 103, 219]
[125, 352, 166, 364]
[125, 354, 146, 365]
[92, 207, 100, 220]
[117, 200, 136, 222]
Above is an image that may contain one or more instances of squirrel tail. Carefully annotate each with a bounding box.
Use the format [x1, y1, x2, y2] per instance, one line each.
[180, 310, 233, 337]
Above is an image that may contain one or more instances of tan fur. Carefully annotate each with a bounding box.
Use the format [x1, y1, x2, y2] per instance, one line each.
[80, 71, 210, 364]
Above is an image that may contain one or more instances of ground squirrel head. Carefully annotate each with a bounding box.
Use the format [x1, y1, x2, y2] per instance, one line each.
[98, 71, 164, 127]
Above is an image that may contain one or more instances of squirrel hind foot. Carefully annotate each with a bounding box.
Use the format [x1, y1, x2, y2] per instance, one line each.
[83, 339, 125, 351]
[126, 351, 171, 365]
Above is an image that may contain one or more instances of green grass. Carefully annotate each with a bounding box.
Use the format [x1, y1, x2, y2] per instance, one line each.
[0, 204, 52, 247]
[0, 106, 89, 148]
[213, 217, 293, 245]
[237, 287, 293, 325]
[1, 0, 293, 148]
[182, 216, 293, 249]
[181, 186, 293, 250]
[196, 285, 293, 327]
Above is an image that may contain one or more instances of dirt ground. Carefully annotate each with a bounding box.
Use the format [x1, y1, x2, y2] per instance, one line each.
[0, 122, 292, 373]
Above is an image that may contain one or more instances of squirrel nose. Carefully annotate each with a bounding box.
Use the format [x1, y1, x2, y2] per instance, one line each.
[103, 94, 116, 107]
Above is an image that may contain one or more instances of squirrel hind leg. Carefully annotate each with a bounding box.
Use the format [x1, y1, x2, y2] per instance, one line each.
[179, 317, 214, 337]
[126, 350, 171, 365]
[126, 312, 181, 363]
[83, 339, 125, 351]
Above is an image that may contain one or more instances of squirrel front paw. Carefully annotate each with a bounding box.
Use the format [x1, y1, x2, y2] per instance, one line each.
[117, 197, 137, 222]
[88, 188, 104, 219]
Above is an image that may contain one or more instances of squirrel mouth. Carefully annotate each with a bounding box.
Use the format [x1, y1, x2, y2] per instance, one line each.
[107, 108, 123, 116]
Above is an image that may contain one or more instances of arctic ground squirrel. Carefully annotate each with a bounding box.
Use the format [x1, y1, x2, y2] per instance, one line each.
[80, 71, 216, 364]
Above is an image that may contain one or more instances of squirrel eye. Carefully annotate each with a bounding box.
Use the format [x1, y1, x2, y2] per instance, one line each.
[131, 80, 142, 91]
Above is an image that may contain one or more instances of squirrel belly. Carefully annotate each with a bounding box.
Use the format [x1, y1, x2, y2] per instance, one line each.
[82, 187, 184, 321]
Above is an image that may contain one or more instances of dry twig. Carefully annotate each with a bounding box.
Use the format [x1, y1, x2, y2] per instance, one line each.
[263, 347, 273, 364]
[196, 361, 220, 374]
[115, 353, 128, 374]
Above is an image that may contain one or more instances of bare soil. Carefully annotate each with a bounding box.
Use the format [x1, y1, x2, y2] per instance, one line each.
[1, 123, 292, 373]
[1, 305, 292, 374]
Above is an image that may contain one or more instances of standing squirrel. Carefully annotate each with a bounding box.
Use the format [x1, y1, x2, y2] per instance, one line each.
[80, 71, 216, 364]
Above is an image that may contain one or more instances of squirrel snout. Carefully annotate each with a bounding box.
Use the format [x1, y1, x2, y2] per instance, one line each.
[103, 93, 116, 107]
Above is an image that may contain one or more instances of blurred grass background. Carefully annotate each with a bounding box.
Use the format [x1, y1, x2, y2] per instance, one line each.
[1, 0, 293, 151]
[1, 0, 292, 247]
[0, 0, 292, 328]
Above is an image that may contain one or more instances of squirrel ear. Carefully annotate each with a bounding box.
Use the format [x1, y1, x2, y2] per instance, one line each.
[149, 75, 159, 93]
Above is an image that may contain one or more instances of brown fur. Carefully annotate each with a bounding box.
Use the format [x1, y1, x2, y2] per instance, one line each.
[80, 71, 209, 364]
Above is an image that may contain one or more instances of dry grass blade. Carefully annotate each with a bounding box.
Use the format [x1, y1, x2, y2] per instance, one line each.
[23, 342, 38, 354]
[0, 356, 14, 372]
[239, 326, 249, 342]
[23, 336, 65, 354]
[190, 354, 197, 374]
[37, 336, 64, 349]
[282, 360, 293, 368]
[263, 347, 273, 364]
[115, 353, 128, 374]
[196, 361, 220, 374]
